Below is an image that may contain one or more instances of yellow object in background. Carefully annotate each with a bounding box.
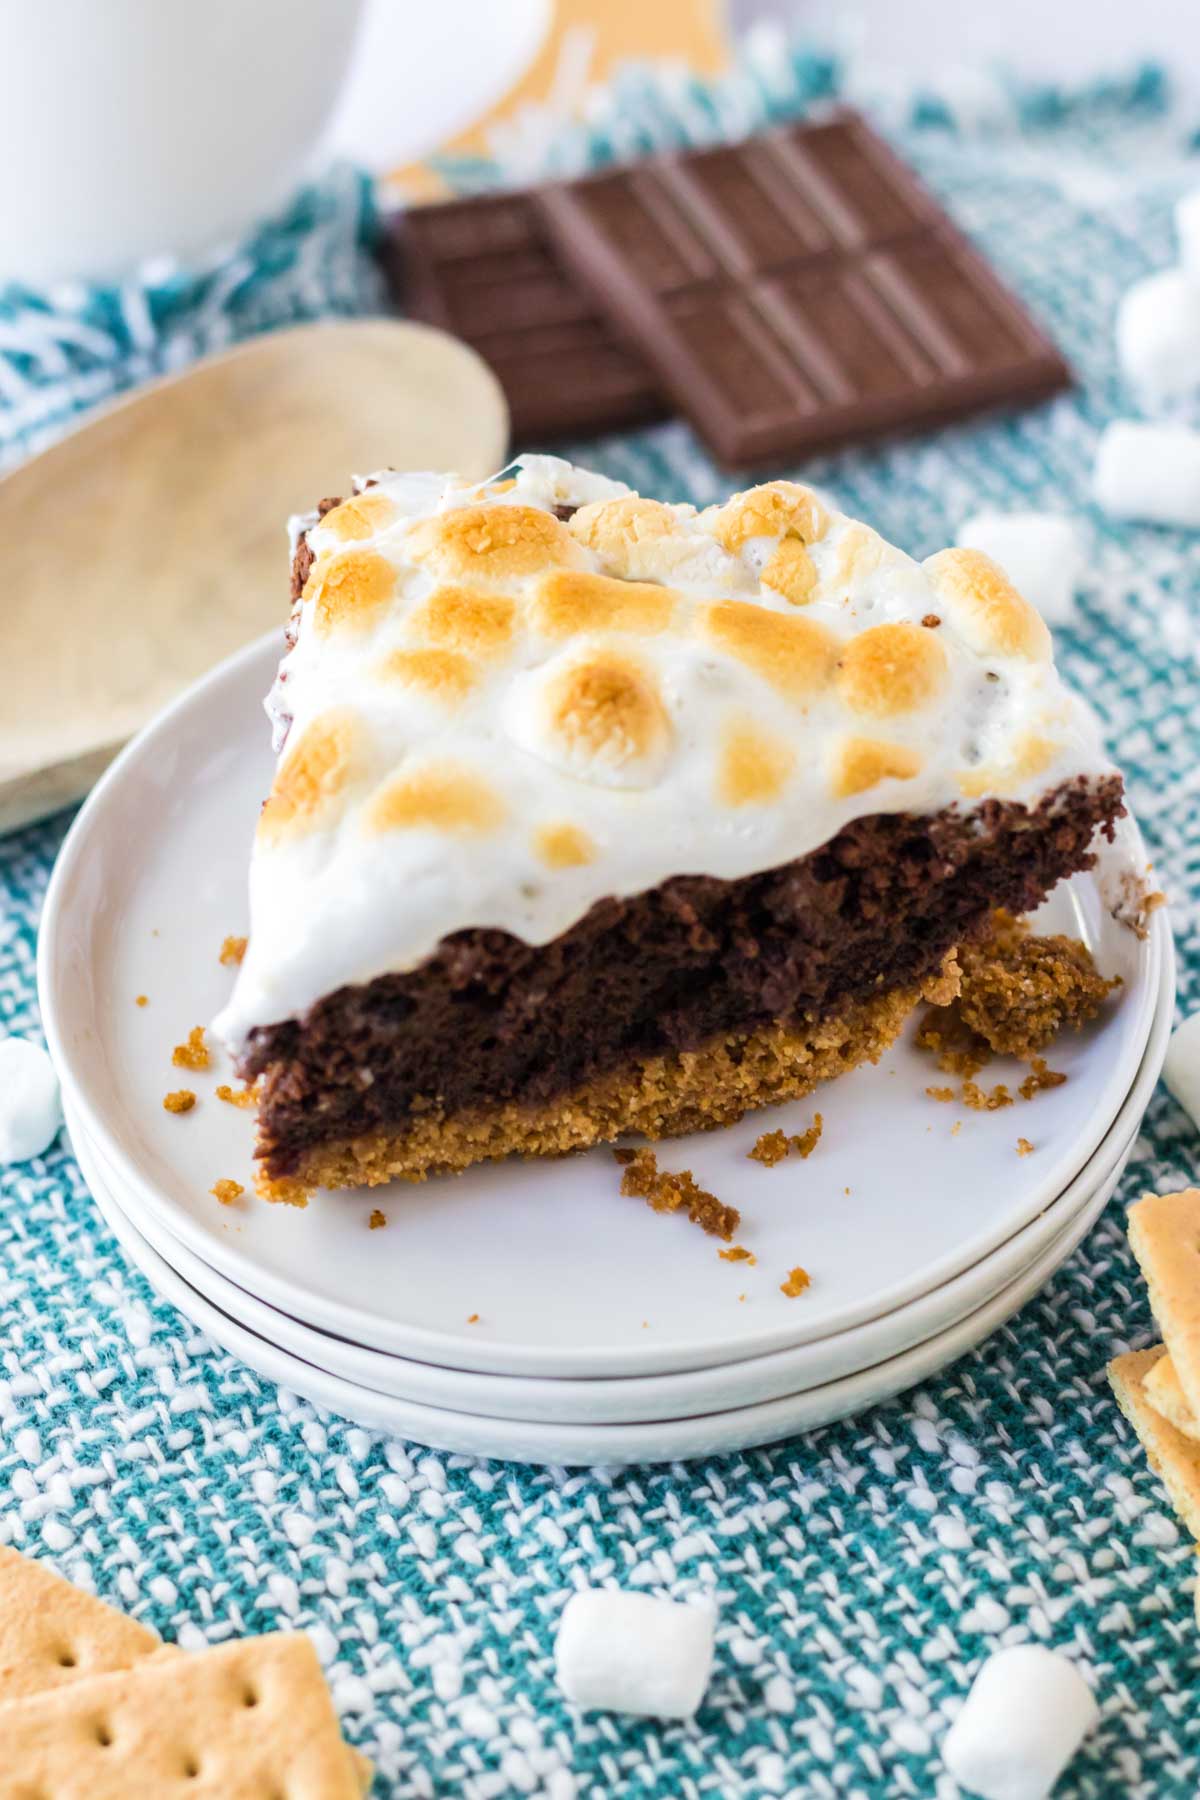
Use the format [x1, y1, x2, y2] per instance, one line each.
[389, 0, 731, 198]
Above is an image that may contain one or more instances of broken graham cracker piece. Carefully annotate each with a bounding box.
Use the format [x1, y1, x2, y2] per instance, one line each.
[1142, 1353, 1200, 1442]
[0, 1548, 372, 1794]
[1018, 1057, 1066, 1100]
[749, 1128, 789, 1168]
[216, 1083, 258, 1110]
[0, 1544, 161, 1701]
[1107, 1346, 1200, 1539]
[962, 1079, 1013, 1112]
[171, 1025, 211, 1071]
[1127, 1188, 1200, 1423]
[0, 1631, 360, 1800]
[748, 1113, 822, 1166]
[916, 908, 1118, 1083]
[955, 909, 1119, 1056]
[616, 1148, 739, 1242]
[793, 1114, 823, 1160]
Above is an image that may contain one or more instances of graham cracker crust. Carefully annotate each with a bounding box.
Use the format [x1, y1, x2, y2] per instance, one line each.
[274, 963, 957, 1191]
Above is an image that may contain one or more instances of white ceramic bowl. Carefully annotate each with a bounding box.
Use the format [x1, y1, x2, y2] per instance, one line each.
[0, 0, 364, 283]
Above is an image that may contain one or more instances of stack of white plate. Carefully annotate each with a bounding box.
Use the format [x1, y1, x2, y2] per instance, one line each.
[40, 637, 1174, 1467]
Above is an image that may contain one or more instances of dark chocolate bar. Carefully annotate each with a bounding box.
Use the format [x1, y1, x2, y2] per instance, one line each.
[384, 190, 664, 443]
[536, 110, 1071, 466]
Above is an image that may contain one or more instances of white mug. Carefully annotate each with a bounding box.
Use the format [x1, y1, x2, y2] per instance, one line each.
[0, 0, 365, 286]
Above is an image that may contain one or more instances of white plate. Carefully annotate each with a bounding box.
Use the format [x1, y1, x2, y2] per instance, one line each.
[40, 630, 1168, 1378]
[85, 1139, 1123, 1466]
[69, 1088, 1140, 1424]
[65, 909, 1171, 1434]
[69, 928, 1171, 1425]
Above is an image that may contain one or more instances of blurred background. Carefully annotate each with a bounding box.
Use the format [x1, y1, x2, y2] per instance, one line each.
[737, 0, 1200, 91]
[4, 0, 1197, 293]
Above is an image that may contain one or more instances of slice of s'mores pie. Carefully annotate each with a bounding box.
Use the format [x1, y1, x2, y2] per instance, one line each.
[213, 457, 1123, 1191]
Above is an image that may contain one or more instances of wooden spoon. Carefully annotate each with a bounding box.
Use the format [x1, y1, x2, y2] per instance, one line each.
[0, 318, 509, 832]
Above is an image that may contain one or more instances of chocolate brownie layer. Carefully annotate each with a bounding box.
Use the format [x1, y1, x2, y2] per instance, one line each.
[265, 978, 939, 1192]
[242, 775, 1122, 1178]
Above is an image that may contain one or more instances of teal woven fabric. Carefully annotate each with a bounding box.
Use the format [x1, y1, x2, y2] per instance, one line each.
[4, 47, 1200, 1800]
[0, 163, 379, 470]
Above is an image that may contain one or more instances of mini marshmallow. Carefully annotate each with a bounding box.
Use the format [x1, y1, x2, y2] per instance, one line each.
[942, 1645, 1099, 1800]
[954, 511, 1082, 627]
[555, 1588, 715, 1719]
[1177, 189, 1200, 282]
[1094, 420, 1200, 528]
[1163, 1011, 1200, 1129]
[0, 1037, 62, 1163]
[1115, 268, 1200, 409]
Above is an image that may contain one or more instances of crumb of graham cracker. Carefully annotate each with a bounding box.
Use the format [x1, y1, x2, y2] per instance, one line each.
[720, 1245, 756, 1264]
[954, 909, 1118, 1059]
[1019, 1057, 1067, 1100]
[926, 1085, 955, 1103]
[135, 994, 148, 1008]
[219, 935, 248, 966]
[617, 1147, 659, 1193]
[916, 909, 1117, 1086]
[795, 1114, 823, 1159]
[467, 1312, 480, 1323]
[171, 1025, 210, 1071]
[1017, 1138, 1034, 1156]
[216, 1082, 258, 1109]
[749, 1129, 789, 1168]
[368, 1209, 387, 1229]
[618, 1148, 740, 1242]
[962, 1080, 1013, 1112]
[211, 1179, 243, 1205]
[750, 1113, 822, 1167]
[781, 1267, 811, 1298]
[163, 1089, 196, 1114]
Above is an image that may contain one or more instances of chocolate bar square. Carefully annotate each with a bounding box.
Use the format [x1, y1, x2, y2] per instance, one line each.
[536, 111, 1070, 466]
[384, 190, 664, 443]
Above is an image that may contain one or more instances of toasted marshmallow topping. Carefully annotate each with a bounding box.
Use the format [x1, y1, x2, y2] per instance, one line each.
[215, 456, 1111, 1049]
